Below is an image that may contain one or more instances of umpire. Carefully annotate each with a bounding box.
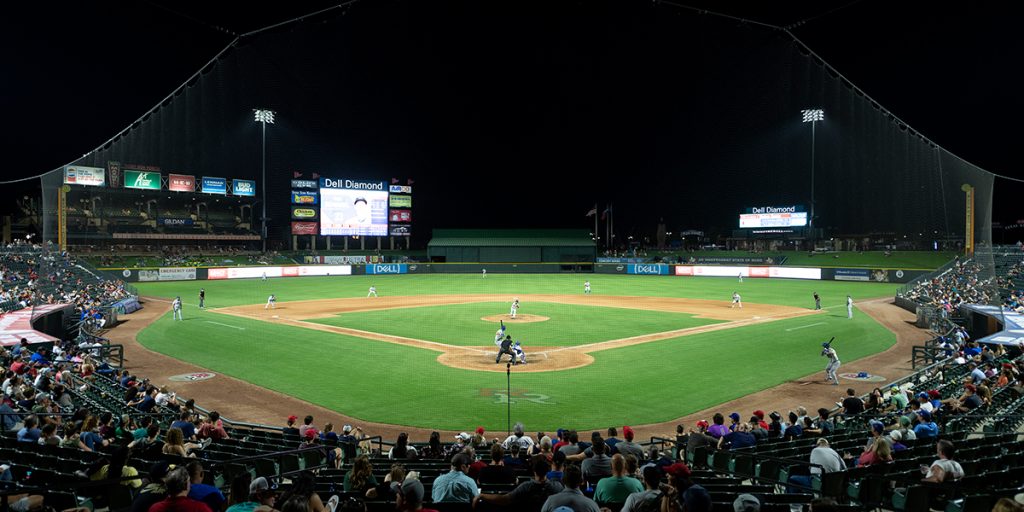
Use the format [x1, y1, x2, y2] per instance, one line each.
[496, 335, 517, 364]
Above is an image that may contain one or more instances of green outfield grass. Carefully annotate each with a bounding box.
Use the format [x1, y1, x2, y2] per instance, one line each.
[308, 301, 721, 347]
[134, 274, 902, 430]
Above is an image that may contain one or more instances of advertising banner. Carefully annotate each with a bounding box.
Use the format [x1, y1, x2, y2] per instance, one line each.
[64, 165, 106, 186]
[320, 188, 389, 236]
[389, 195, 412, 208]
[158, 268, 197, 281]
[767, 267, 821, 280]
[627, 264, 670, 275]
[124, 170, 162, 190]
[389, 209, 412, 223]
[138, 270, 160, 282]
[366, 264, 408, 275]
[324, 255, 377, 264]
[389, 225, 411, 236]
[291, 207, 319, 220]
[159, 218, 194, 226]
[389, 185, 413, 193]
[291, 221, 319, 235]
[292, 179, 318, 189]
[207, 265, 352, 280]
[168, 174, 196, 192]
[834, 268, 872, 282]
[232, 179, 256, 197]
[674, 265, 820, 280]
[202, 177, 227, 194]
[292, 191, 319, 204]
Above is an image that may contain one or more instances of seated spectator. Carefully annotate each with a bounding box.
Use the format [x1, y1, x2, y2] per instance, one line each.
[397, 479, 438, 512]
[389, 432, 419, 460]
[163, 427, 206, 458]
[788, 438, 843, 493]
[913, 410, 939, 439]
[474, 455, 563, 509]
[707, 413, 730, 438]
[132, 461, 173, 512]
[16, 415, 41, 443]
[187, 461, 226, 511]
[594, 454, 643, 506]
[431, 453, 479, 503]
[298, 415, 316, 439]
[783, 412, 803, 440]
[888, 387, 909, 411]
[616, 426, 645, 461]
[198, 411, 229, 441]
[540, 464, 600, 512]
[857, 437, 893, 467]
[922, 440, 964, 483]
[719, 422, 757, 450]
[478, 444, 517, 485]
[344, 455, 378, 494]
[283, 415, 300, 437]
[501, 422, 535, 452]
[171, 411, 198, 441]
[622, 465, 664, 512]
[733, 494, 761, 512]
[581, 437, 613, 483]
[226, 475, 277, 512]
[748, 417, 768, 441]
[365, 463, 406, 501]
[89, 445, 142, 488]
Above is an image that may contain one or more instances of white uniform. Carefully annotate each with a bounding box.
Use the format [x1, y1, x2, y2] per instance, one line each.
[847, 296, 853, 319]
[482, 268, 487, 278]
[510, 299, 520, 318]
[368, 286, 378, 298]
[584, 281, 591, 294]
[731, 292, 742, 309]
[494, 326, 506, 347]
[265, 294, 276, 309]
[172, 298, 183, 321]
[262, 272, 267, 282]
[512, 340, 527, 364]
[738, 272, 743, 283]
[823, 346, 840, 384]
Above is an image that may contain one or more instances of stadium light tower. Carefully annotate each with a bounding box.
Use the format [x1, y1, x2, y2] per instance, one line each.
[801, 108, 824, 248]
[254, 109, 275, 252]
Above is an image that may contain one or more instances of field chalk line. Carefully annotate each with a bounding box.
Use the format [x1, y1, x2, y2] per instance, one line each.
[205, 321, 245, 330]
[785, 322, 827, 332]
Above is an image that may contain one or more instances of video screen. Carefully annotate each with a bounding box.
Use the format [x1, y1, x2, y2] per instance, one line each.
[319, 188, 389, 236]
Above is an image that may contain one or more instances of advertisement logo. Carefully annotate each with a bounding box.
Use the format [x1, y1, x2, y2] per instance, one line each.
[291, 191, 319, 204]
[168, 174, 196, 192]
[64, 165, 106, 187]
[233, 179, 256, 197]
[124, 170, 162, 190]
[291, 179, 318, 189]
[628, 264, 668, 275]
[366, 264, 408, 275]
[389, 225, 411, 236]
[320, 178, 386, 190]
[389, 209, 412, 223]
[291, 221, 319, 235]
[389, 195, 412, 208]
[389, 185, 412, 194]
[202, 176, 227, 194]
[159, 218, 194, 226]
[292, 208, 318, 219]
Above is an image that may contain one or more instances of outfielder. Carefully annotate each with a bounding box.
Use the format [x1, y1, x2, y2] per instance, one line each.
[496, 335, 518, 364]
[822, 340, 840, 385]
[261, 272, 267, 282]
[846, 295, 853, 319]
[482, 268, 487, 278]
[172, 296, 183, 321]
[738, 272, 743, 283]
[265, 294, 276, 309]
[813, 292, 821, 310]
[368, 285, 378, 298]
[731, 292, 742, 309]
[198, 288, 205, 309]
[510, 298, 520, 318]
[584, 281, 591, 294]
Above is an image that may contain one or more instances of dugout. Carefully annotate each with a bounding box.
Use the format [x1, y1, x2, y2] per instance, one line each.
[427, 229, 595, 268]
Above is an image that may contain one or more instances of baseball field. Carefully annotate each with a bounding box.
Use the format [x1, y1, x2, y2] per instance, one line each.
[133, 274, 901, 431]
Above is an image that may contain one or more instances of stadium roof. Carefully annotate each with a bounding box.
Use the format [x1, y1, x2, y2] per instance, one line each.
[429, 229, 595, 247]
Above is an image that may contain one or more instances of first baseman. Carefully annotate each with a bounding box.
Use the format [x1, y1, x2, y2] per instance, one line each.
[731, 292, 742, 309]
[265, 294, 276, 309]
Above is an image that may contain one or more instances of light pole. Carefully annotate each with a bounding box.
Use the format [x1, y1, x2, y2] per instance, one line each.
[254, 109, 275, 252]
[801, 108, 824, 249]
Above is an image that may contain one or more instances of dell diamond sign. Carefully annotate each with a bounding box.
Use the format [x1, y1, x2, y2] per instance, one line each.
[627, 264, 669, 275]
[366, 264, 408, 275]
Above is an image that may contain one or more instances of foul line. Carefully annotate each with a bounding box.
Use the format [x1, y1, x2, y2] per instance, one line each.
[785, 322, 827, 332]
[205, 321, 245, 330]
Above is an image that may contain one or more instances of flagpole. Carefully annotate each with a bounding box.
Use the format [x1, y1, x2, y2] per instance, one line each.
[610, 203, 614, 252]
[594, 203, 598, 250]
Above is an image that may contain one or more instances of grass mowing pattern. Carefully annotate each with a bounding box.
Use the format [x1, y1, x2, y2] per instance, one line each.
[135, 274, 899, 429]
[308, 302, 721, 347]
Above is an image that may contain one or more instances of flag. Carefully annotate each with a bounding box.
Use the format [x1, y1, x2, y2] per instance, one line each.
[586, 206, 597, 217]
[391, 178, 399, 184]
[407, 178, 415, 185]
[601, 206, 610, 220]
[312, 172, 320, 179]
[293, 171, 302, 178]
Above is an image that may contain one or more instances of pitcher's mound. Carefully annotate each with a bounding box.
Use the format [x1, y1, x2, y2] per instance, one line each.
[481, 314, 549, 323]
[437, 346, 593, 372]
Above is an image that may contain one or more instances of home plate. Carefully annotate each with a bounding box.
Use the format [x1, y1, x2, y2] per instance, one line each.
[272, 315, 279, 319]
[752, 316, 761, 319]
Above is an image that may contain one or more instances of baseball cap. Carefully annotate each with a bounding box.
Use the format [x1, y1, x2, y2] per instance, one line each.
[752, 410, 765, 419]
[890, 386, 900, 393]
[734, 493, 761, 512]
[661, 462, 692, 478]
[890, 430, 903, 441]
[475, 426, 485, 435]
[822, 342, 830, 348]
[304, 429, 317, 440]
[401, 479, 424, 503]
[250, 476, 275, 494]
[927, 390, 941, 399]
[622, 426, 635, 440]
[729, 412, 741, 422]
[455, 432, 471, 442]
[342, 425, 352, 433]
[965, 383, 977, 392]
[683, 485, 712, 511]
[287, 415, 298, 423]
[917, 392, 929, 399]
[869, 420, 885, 434]
[919, 410, 932, 421]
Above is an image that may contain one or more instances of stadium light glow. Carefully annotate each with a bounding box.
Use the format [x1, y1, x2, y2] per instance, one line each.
[254, 109, 275, 124]
[801, 109, 824, 123]
[254, 108, 275, 252]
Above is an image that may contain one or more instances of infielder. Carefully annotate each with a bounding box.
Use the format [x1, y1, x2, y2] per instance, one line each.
[584, 281, 591, 294]
[846, 295, 853, 319]
[495, 335, 518, 364]
[172, 296, 183, 321]
[813, 292, 821, 310]
[822, 341, 840, 385]
[198, 288, 205, 309]
[731, 292, 742, 309]
[368, 286, 378, 298]
[510, 298, 520, 318]
[265, 294, 276, 309]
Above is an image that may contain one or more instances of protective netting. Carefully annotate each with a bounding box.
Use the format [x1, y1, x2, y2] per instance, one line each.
[40, 1, 994, 277]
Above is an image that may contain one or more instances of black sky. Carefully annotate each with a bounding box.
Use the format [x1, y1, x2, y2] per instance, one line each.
[3, 1, 1021, 243]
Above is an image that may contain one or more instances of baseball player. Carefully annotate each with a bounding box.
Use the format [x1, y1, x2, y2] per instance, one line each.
[510, 298, 520, 318]
[198, 288, 205, 309]
[172, 296, 183, 321]
[731, 292, 742, 309]
[368, 285, 378, 298]
[496, 335, 517, 364]
[847, 295, 854, 319]
[512, 339, 527, 364]
[261, 272, 267, 282]
[813, 292, 821, 310]
[584, 281, 591, 294]
[265, 294, 276, 309]
[493, 320, 507, 347]
[738, 272, 743, 283]
[482, 268, 487, 278]
[822, 341, 840, 385]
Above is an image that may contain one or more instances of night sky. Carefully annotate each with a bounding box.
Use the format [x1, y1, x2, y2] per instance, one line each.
[3, 1, 1020, 245]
